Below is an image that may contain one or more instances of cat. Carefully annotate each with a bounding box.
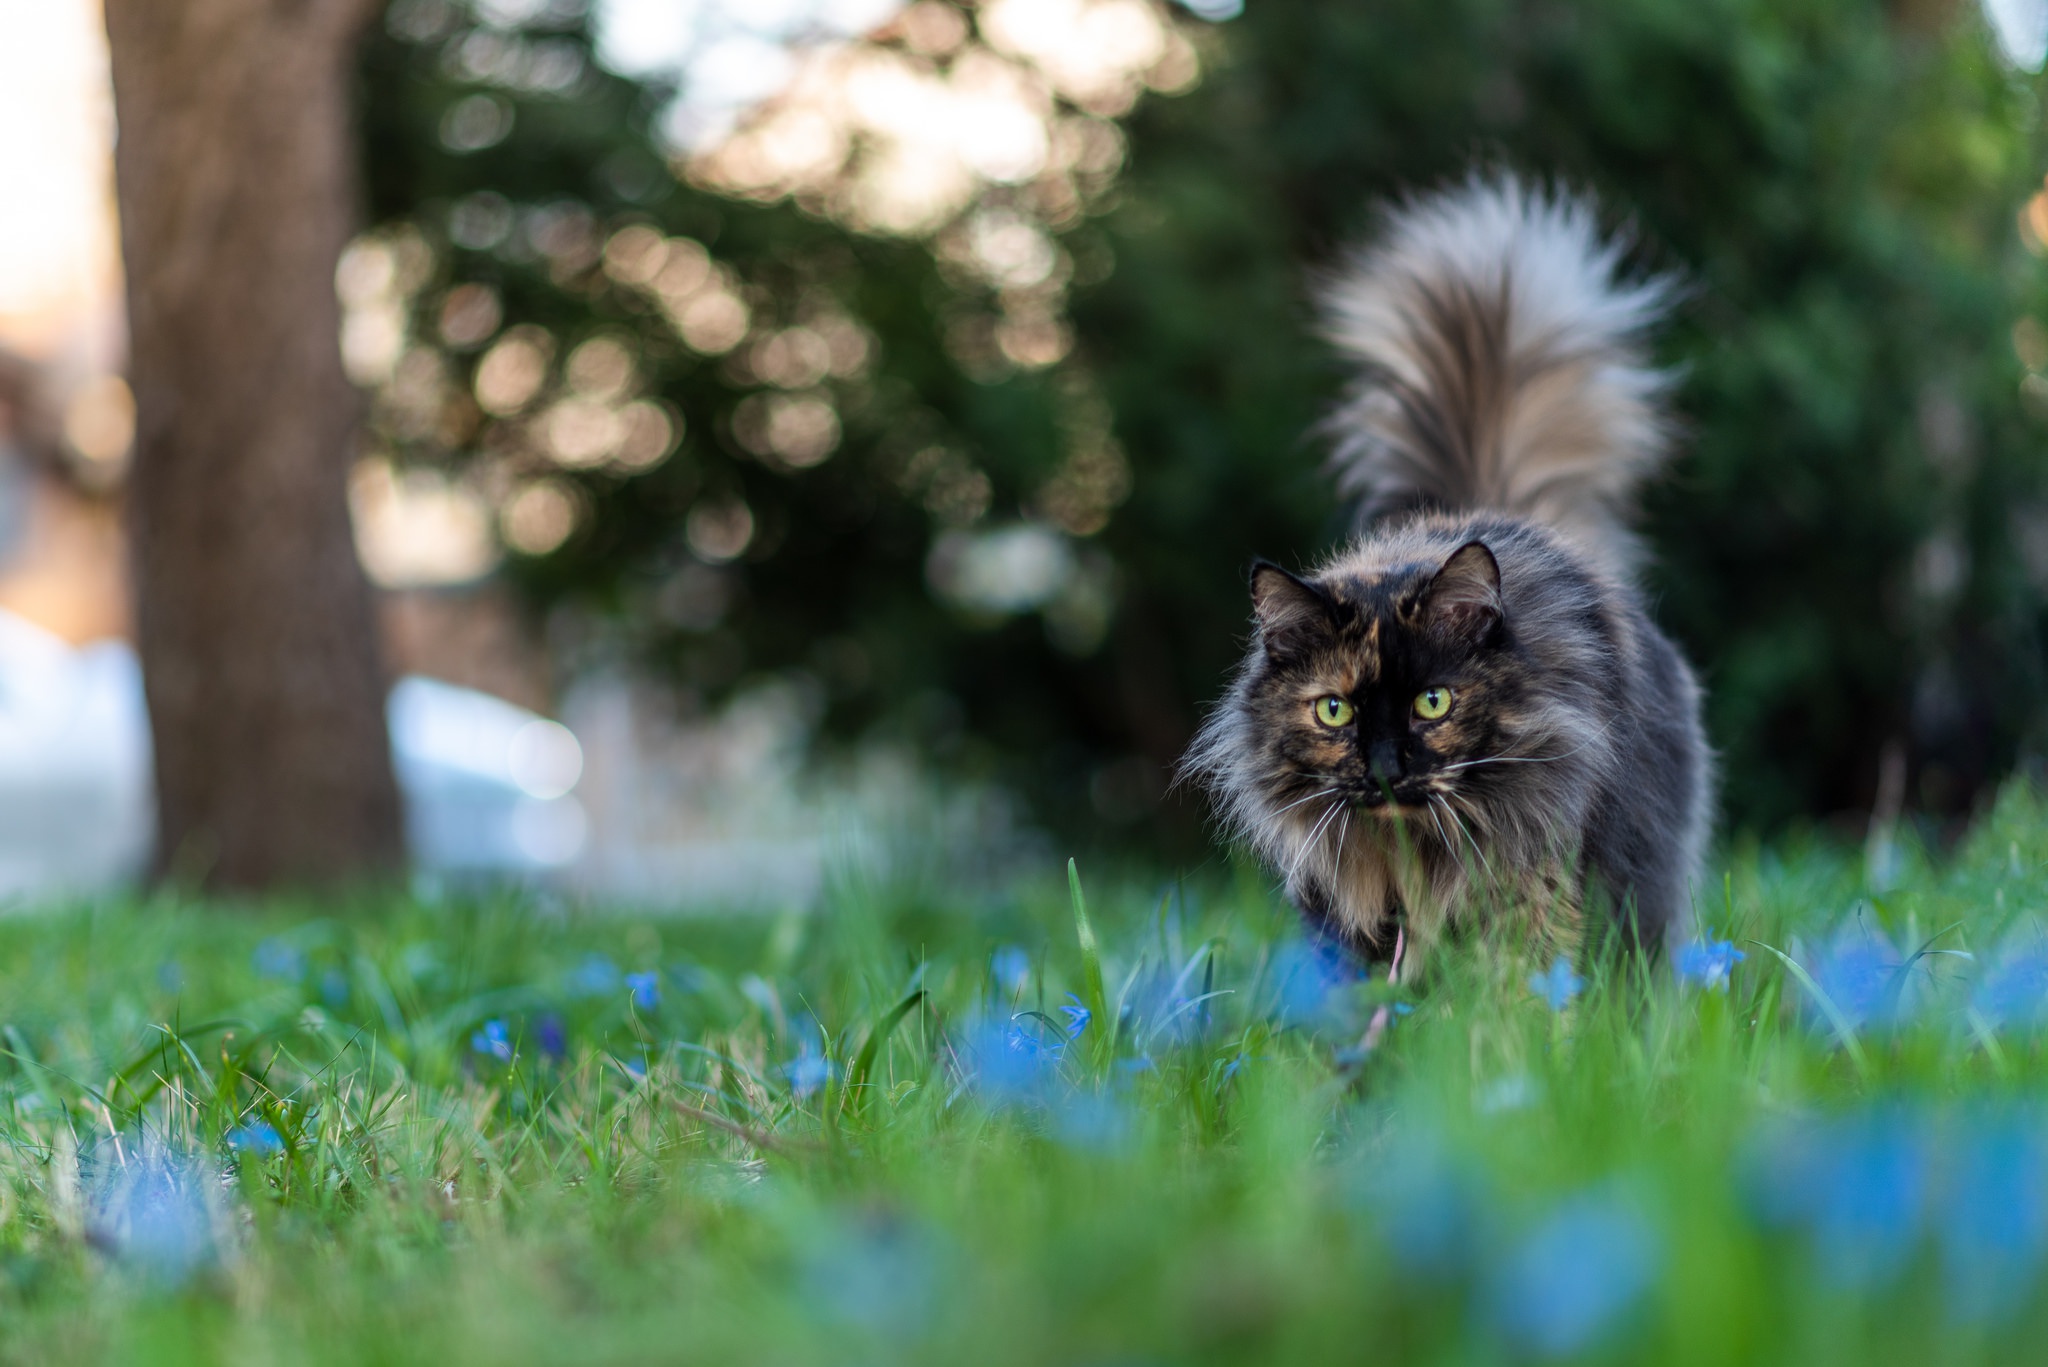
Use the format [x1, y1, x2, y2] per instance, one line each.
[1181, 174, 1712, 970]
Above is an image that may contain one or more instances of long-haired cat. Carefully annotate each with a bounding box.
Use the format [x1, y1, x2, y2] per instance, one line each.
[1183, 175, 1711, 969]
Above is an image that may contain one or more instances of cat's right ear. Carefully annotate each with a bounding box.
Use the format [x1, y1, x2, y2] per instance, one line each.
[1421, 541, 1502, 643]
[1250, 561, 1332, 663]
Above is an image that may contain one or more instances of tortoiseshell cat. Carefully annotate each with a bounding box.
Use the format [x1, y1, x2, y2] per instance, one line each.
[1183, 175, 1711, 967]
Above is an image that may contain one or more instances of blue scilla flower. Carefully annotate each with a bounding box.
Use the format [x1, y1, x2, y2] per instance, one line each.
[252, 937, 304, 982]
[990, 945, 1032, 996]
[803, 1213, 942, 1339]
[784, 1049, 835, 1100]
[226, 1120, 284, 1157]
[1489, 1190, 1659, 1357]
[958, 1015, 1062, 1106]
[1973, 937, 2048, 1030]
[1051, 1091, 1133, 1154]
[566, 953, 622, 997]
[1799, 921, 1921, 1032]
[1269, 939, 1358, 1028]
[471, 1018, 513, 1062]
[1740, 1120, 1825, 1229]
[1675, 938, 1745, 991]
[1477, 1073, 1539, 1114]
[1807, 1108, 1928, 1289]
[1529, 959, 1583, 1011]
[536, 1013, 568, 1061]
[1937, 1109, 2048, 1323]
[626, 971, 661, 1011]
[318, 967, 351, 1008]
[1059, 993, 1092, 1041]
[91, 1145, 219, 1285]
[1120, 947, 1224, 1049]
[1357, 1136, 1489, 1279]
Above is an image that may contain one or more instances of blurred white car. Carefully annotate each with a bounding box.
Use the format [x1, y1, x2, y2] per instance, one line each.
[0, 610, 585, 897]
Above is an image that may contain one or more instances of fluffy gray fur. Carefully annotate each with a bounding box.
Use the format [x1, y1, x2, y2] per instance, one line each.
[1182, 174, 1711, 962]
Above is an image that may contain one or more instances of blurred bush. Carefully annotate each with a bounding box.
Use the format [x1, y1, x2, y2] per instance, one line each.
[354, 0, 2048, 844]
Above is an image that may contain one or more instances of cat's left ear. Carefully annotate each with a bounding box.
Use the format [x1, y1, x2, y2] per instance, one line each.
[1421, 541, 1502, 642]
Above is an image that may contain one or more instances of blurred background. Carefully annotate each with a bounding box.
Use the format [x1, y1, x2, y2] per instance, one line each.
[4, 0, 2048, 904]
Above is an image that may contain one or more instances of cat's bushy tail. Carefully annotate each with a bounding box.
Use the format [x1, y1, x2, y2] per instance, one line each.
[1321, 173, 1676, 574]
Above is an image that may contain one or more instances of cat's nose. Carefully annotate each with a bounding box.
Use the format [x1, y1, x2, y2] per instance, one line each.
[1367, 739, 1403, 784]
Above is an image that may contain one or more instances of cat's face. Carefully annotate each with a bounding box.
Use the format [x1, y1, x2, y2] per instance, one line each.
[1245, 542, 1522, 822]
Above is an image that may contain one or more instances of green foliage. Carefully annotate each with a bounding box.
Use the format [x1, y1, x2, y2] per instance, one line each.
[355, 0, 2048, 843]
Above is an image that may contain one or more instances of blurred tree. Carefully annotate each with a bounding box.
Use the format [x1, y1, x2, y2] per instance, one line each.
[355, 0, 2048, 846]
[107, 0, 404, 888]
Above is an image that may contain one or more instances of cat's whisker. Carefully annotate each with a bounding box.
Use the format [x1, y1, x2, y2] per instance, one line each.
[1286, 798, 1345, 886]
[1258, 787, 1339, 852]
[1438, 739, 1600, 774]
[1267, 786, 1340, 819]
[1440, 796, 1495, 883]
[1439, 754, 1557, 772]
[1424, 794, 1456, 855]
[1446, 790, 1495, 841]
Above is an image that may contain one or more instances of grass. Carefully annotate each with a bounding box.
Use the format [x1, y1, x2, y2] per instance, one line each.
[4, 786, 2048, 1364]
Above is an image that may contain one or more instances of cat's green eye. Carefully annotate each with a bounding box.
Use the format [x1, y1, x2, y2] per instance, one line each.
[1413, 687, 1454, 721]
[1312, 696, 1355, 728]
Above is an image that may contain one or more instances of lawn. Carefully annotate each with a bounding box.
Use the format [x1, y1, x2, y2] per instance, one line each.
[3, 787, 2048, 1364]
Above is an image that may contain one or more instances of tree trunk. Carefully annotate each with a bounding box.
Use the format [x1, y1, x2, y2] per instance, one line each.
[105, 0, 403, 890]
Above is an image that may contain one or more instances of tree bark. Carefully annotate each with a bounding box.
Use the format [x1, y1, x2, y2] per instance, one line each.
[105, 0, 403, 890]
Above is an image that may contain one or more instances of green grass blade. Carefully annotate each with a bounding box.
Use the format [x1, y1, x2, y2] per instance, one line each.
[1069, 858, 1108, 1063]
[843, 987, 925, 1119]
[1748, 940, 1871, 1079]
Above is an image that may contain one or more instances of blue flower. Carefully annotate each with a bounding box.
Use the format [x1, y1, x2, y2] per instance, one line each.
[1059, 993, 1092, 1041]
[536, 1013, 568, 1061]
[990, 945, 1032, 996]
[1477, 1073, 1538, 1114]
[1799, 922, 1920, 1032]
[626, 971, 660, 1011]
[252, 938, 304, 982]
[1807, 1109, 1927, 1289]
[92, 1147, 219, 1284]
[566, 953, 622, 997]
[1675, 938, 1745, 991]
[1937, 1109, 2048, 1323]
[1051, 1091, 1132, 1153]
[1357, 1137, 1489, 1278]
[802, 1214, 941, 1338]
[958, 1016, 1062, 1106]
[318, 967, 351, 1008]
[226, 1120, 284, 1156]
[1269, 939, 1356, 1028]
[1740, 1121, 1825, 1229]
[470, 1018, 513, 1062]
[1973, 939, 2048, 1030]
[784, 1049, 835, 1099]
[1529, 958, 1583, 1011]
[1489, 1190, 1659, 1357]
[1120, 949, 1223, 1049]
